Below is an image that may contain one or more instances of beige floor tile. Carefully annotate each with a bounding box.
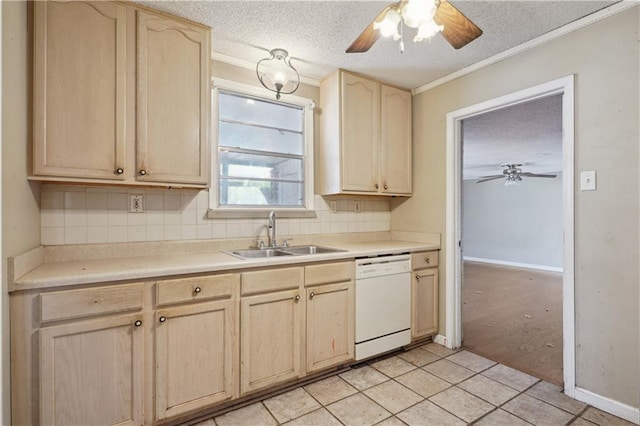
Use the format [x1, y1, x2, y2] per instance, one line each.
[395, 368, 451, 398]
[327, 393, 391, 426]
[304, 375, 358, 405]
[369, 356, 417, 377]
[340, 365, 389, 390]
[502, 394, 574, 425]
[363, 380, 424, 414]
[571, 418, 598, 426]
[423, 359, 475, 384]
[429, 387, 494, 423]
[458, 374, 519, 406]
[397, 348, 441, 367]
[447, 350, 496, 372]
[421, 342, 459, 357]
[525, 381, 587, 415]
[397, 400, 466, 426]
[481, 364, 539, 391]
[215, 402, 277, 426]
[263, 388, 321, 423]
[475, 408, 532, 425]
[376, 416, 407, 426]
[283, 408, 341, 426]
[581, 406, 637, 425]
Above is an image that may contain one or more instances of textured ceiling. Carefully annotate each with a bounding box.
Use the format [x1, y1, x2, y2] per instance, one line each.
[137, 0, 617, 89]
[462, 94, 563, 180]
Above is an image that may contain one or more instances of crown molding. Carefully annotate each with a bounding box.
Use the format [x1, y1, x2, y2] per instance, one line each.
[211, 51, 321, 87]
[412, 1, 638, 95]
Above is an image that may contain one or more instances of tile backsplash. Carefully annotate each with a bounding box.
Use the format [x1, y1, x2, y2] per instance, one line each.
[40, 185, 391, 246]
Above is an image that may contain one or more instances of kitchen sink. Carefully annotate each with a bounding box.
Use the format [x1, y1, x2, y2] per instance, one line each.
[226, 245, 345, 259]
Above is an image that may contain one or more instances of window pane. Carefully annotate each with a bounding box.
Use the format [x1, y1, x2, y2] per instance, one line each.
[220, 179, 304, 207]
[219, 92, 303, 132]
[220, 151, 303, 182]
[219, 121, 303, 155]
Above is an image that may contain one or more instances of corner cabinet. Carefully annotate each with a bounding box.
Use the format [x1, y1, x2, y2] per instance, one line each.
[32, 1, 210, 188]
[319, 70, 412, 196]
[411, 251, 439, 339]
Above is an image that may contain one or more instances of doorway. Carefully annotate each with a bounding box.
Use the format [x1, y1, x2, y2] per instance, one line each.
[444, 76, 576, 396]
[460, 95, 564, 385]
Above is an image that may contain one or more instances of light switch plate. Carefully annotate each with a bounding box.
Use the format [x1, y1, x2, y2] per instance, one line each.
[580, 171, 596, 191]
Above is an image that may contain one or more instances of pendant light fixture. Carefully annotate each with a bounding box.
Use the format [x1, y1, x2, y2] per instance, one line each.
[256, 48, 300, 100]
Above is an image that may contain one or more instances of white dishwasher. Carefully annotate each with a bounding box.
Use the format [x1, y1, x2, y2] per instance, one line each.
[355, 254, 412, 361]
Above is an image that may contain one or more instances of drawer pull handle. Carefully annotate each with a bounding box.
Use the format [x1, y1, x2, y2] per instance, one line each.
[383, 184, 388, 190]
[294, 295, 300, 302]
[159, 316, 167, 323]
[425, 257, 430, 264]
[134, 320, 142, 327]
[375, 183, 379, 189]
[115, 167, 124, 175]
[194, 286, 202, 294]
[139, 169, 147, 176]
[309, 291, 315, 300]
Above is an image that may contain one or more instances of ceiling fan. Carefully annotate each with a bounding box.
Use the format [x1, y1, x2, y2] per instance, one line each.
[346, 0, 482, 53]
[476, 164, 557, 186]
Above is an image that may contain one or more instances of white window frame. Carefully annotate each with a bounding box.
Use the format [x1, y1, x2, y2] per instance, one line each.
[208, 78, 315, 218]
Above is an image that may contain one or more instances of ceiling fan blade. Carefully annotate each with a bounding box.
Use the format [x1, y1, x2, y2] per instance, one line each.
[520, 173, 558, 178]
[346, 4, 393, 53]
[434, 0, 483, 49]
[476, 175, 504, 183]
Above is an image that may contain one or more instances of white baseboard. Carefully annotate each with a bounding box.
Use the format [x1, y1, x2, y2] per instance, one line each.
[574, 387, 640, 424]
[432, 334, 448, 348]
[463, 256, 563, 273]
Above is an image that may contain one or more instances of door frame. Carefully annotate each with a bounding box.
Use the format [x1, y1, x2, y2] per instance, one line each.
[444, 75, 575, 395]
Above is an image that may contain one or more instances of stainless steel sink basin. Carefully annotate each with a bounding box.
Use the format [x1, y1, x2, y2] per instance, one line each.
[226, 245, 345, 259]
[282, 245, 346, 255]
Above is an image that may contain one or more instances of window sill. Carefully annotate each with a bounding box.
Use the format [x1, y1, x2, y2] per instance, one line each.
[207, 208, 317, 219]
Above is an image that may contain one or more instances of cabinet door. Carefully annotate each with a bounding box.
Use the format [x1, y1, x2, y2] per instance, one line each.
[412, 268, 439, 339]
[240, 289, 302, 395]
[306, 282, 354, 373]
[40, 314, 143, 426]
[137, 11, 210, 185]
[340, 72, 380, 192]
[380, 85, 412, 194]
[156, 300, 236, 420]
[33, 1, 127, 180]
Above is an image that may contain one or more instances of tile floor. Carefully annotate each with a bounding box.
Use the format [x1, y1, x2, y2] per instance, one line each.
[195, 343, 636, 426]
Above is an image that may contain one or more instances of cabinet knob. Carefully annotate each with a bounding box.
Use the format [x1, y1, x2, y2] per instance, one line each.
[139, 169, 147, 176]
[309, 291, 315, 300]
[194, 286, 202, 294]
[425, 257, 430, 264]
[415, 274, 421, 281]
[115, 167, 124, 175]
[159, 316, 167, 323]
[294, 295, 300, 302]
[375, 183, 379, 189]
[134, 320, 142, 327]
[383, 184, 388, 190]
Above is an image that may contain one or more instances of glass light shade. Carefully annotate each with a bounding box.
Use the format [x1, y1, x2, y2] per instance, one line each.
[504, 175, 523, 187]
[256, 48, 300, 100]
[374, 9, 402, 40]
[413, 19, 444, 42]
[402, 0, 437, 28]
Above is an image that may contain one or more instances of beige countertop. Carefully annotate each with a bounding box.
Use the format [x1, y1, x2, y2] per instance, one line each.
[11, 239, 440, 292]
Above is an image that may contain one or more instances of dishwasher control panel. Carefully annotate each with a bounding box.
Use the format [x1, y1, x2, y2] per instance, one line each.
[355, 254, 411, 280]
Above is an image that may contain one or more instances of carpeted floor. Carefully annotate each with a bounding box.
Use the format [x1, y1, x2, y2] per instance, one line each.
[462, 261, 563, 386]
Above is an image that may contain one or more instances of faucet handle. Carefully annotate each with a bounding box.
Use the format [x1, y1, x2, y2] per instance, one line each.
[253, 239, 266, 249]
[282, 238, 293, 248]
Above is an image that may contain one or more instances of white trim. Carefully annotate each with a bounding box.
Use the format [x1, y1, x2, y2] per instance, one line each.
[211, 51, 321, 88]
[413, 2, 636, 95]
[463, 256, 563, 273]
[445, 76, 575, 393]
[574, 387, 640, 425]
[432, 334, 447, 347]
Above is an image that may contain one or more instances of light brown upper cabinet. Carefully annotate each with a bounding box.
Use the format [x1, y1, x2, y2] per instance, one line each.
[32, 1, 211, 188]
[319, 70, 412, 196]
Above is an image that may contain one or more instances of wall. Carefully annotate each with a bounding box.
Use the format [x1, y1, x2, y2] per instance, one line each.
[2, 1, 42, 421]
[391, 7, 639, 408]
[462, 174, 563, 269]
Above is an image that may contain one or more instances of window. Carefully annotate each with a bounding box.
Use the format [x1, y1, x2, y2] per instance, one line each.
[210, 80, 314, 216]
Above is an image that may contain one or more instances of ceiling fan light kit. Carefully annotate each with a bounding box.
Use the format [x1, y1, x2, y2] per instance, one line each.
[256, 48, 300, 100]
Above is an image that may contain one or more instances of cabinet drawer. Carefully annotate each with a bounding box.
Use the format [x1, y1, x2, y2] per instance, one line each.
[241, 267, 303, 295]
[411, 251, 439, 269]
[40, 283, 144, 323]
[305, 262, 353, 286]
[156, 274, 236, 306]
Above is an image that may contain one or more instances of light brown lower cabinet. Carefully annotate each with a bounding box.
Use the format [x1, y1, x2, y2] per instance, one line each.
[39, 313, 145, 426]
[411, 251, 439, 339]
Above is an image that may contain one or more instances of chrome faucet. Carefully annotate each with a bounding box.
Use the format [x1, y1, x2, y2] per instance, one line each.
[268, 211, 277, 247]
